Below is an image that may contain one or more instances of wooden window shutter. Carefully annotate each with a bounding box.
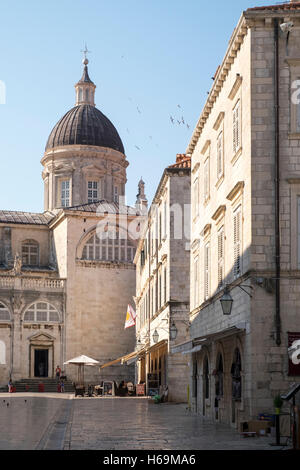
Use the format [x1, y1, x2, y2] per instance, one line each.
[234, 208, 241, 277]
[218, 229, 224, 287]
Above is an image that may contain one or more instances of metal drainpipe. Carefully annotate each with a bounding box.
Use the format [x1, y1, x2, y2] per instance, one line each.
[274, 18, 281, 346]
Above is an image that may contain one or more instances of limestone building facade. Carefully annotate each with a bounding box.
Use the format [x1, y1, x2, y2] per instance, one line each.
[0, 58, 143, 387]
[134, 154, 191, 402]
[186, 2, 300, 428]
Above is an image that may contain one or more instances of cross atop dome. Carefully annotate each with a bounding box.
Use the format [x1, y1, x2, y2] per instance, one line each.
[75, 45, 96, 106]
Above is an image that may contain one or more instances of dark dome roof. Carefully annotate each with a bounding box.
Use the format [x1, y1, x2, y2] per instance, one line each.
[45, 104, 124, 153]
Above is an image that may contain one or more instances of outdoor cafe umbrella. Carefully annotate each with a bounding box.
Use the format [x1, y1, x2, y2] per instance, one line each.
[64, 355, 100, 384]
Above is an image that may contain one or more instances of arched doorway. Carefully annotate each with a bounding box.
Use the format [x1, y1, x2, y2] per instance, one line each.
[231, 348, 242, 424]
[203, 356, 209, 416]
[215, 353, 224, 421]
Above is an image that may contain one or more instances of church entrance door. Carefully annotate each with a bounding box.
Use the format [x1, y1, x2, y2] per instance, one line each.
[34, 349, 48, 377]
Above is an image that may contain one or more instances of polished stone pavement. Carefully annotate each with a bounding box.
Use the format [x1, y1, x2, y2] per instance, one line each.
[0, 393, 283, 450]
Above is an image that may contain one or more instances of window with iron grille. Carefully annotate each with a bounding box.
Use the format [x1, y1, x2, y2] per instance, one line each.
[233, 206, 242, 278]
[87, 181, 99, 203]
[217, 227, 225, 288]
[22, 240, 39, 266]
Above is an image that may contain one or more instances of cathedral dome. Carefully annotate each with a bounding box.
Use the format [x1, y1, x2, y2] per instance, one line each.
[45, 104, 125, 153]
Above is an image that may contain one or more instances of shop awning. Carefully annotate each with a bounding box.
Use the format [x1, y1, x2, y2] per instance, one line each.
[171, 340, 193, 354]
[193, 324, 246, 346]
[100, 351, 138, 369]
[182, 345, 202, 355]
[100, 348, 148, 369]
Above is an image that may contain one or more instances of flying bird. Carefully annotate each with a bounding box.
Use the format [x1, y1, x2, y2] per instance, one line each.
[181, 116, 185, 124]
[177, 120, 181, 125]
[186, 124, 190, 129]
[170, 116, 174, 124]
[177, 104, 181, 109]
[135, 145, 141, 150]
[137, 106, 141, 114]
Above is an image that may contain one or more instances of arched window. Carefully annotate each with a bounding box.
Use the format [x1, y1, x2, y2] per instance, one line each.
[78, 88, 83, 102]
[0, 303, 10, 321]
[22, 240, 39, 266]
[0, 340, 5, 365]
[231, 348, 242, 400]
[85, 89, 89, 101]
[81, 230, 136, 263]
[24, 302, 60, 323]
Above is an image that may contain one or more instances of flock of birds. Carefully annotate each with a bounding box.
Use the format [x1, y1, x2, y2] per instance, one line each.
[126, 99, 191, 152]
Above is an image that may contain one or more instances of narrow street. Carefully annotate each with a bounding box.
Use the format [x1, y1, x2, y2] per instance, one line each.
[0, 394, 281, 450]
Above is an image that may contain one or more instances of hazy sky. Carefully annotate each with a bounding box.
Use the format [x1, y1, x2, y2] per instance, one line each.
[0, 0, 271, 212]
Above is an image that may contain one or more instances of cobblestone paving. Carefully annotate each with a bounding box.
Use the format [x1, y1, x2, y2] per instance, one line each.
[0, 394, 282, 450]
[66, 397, 278, 450]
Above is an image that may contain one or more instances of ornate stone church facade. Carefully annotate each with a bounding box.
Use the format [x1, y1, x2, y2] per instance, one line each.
[0, 57, 145, 386]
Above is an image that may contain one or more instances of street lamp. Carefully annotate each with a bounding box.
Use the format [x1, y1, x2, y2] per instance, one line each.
[152, 329, 159, 344]
[170, 321, 178, 340]
[220, 286, 234, 316]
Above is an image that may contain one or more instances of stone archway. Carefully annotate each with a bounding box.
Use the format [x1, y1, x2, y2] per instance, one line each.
[28, 332, 55, 378]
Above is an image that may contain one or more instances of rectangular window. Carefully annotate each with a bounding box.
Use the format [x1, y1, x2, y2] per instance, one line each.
[87, 181, 99, 203]
[159, 212, 162, 245]
[61, 180, 70, 207]
[114, 186, 118, 203]
[233, 206, 242, 278]
[204, 158, 210, 202]
[164, 265, 167, 303]
[233, 100, 241, 155]
[194, 256, 199, 307]
[217, 131, 224, 180]
[163, 201, 167, 239]
[298, 197, 300, 269]
[193, 178, 199, 217]
[204, 243, 210, 300]
[218, 227, 225, 288]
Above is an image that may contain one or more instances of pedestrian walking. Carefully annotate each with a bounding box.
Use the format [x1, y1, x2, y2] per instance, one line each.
[60, 379, 64, 393]
[8, 379, 12, 393]
[55, 365, 61, 381]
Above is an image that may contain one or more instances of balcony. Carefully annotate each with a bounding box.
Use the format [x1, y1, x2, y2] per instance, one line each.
[0, 275, 66, 291]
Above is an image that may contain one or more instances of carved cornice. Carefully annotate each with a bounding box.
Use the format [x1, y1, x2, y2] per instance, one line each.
[212, 205, 226, 222]
[213, 112, 225, 131]
[201, 140, 211, 155]
[226, 181, 245, 202]
[201, 224, 211, 238]
[187, 15, 248, 155]
[228, 74, 243, 100]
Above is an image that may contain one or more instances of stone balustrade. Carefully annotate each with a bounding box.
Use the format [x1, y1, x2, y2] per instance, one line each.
[0, 276, 66, 290]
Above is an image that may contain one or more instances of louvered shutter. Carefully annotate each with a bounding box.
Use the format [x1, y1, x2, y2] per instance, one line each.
[204, 243, 210, 300]
[233, 107, 237, 154]
[234, 208, 241, 277]
[217, 132, 223, 178]
[218, 229, 224, 288]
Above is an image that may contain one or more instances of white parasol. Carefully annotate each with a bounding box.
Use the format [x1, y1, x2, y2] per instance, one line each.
[64, 355, 100, 385]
